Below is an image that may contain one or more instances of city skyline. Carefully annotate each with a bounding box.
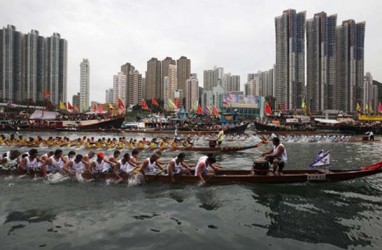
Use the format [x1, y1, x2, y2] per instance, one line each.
[0, 1, 381, 103]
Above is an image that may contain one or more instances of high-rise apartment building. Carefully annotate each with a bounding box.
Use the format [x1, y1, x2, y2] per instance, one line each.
[0, 25, 67, 105]
[275, 9, 306, 110]
[306, 12, 337, 112]
[105, 88, 113, 103]
[228, 75, 240, 92]
[203, 70, 214, 91]
[185, 74, 199, 111]
[80, 59, 90, 111]
[145, 58, 161, 99]
[177, 56, 191, 94]
[163, 64, 177, 101]
[113, 72, 127, 106]
[121, 62, 135, 104]
[335, 20, 366, 113]
[364, 72, 378, 113]
[127, 70, 143, 106]
[162, 56, 175, 91]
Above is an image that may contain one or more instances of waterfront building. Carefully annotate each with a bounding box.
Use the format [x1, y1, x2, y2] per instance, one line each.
[145, 58, 161, 99]
[203, 70, 214, 91]
[275, 9, 306, 110]
[80, 59, 90, 111]
[0, 25, 67, 105]
[72, 92, 80, 109]
[335, 20, 366, 113]
[105, 88, 113, 103]
[177, 56, 191, 94]
[306, 12, 337, 112]
[127, 70, 143, 106]
[185, 74, 199, 111]
[121, 62, 135, 104]
[113, 72, 127, 106]
[163, 64, 177, 101]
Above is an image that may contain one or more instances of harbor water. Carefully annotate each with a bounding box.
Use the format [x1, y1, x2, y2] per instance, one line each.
[0, 132, 381, 250]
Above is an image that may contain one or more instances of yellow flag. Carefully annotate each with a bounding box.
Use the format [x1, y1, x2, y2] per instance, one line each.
[369, 104, 373, 113]
[356, 103, 361, 112]
[60, 101, 66, 110]
[365, 103, 369, 112]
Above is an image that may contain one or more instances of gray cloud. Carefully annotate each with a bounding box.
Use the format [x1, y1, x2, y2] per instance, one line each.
[1, 0, 381, 102]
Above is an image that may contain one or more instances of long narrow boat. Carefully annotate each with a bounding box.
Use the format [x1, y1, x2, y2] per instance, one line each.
[84, 142, 265, 152]
[1, 161, 381, 185]
[145, 161, 382, 184]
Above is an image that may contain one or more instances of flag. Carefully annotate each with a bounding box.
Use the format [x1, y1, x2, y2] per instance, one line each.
[67, 102, 73, 111]
[302, 98, 306, 109]
[151, 97, 159, 107]
[117, 98, 125, 111]
[141, 99, 149, 110]
[356, 102, 361, 112]
[174, 98, 180, 109]
[365, 103, 369, 113]
[213, 105, 219, 116]
[193, 100, 199, 111]
[197, 105, 203, 115]
[310, 150, 331, 168]
[92, 102, 97, 112]
[109, 103, 114, 110]
[223, 97, 228, 106]
[74, 105, 79, 112]
[228, 92, 234, 101]
[97, 104, 103, 114]
[369, 103, 374, 113]
[59, 101, 66, 110]
[43, 90, 51, 97]
[378, 102, 382, 113]
[264, 102, 272, 115]
[167, 99, 177, 109]
[205, 105, 212, 115]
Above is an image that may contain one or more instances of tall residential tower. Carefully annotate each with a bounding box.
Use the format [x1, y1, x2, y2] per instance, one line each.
[80, 59, 90, 111]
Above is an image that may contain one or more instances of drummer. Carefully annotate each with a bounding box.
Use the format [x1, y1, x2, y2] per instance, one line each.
[262, 137, 287, 175]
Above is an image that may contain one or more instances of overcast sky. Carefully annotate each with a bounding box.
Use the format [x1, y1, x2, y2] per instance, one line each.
[1, 0, 381, 103]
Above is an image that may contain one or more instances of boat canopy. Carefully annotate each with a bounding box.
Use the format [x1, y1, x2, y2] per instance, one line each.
[30, 110, 59, 120]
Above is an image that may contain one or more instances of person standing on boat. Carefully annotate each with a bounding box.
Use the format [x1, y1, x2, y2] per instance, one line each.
[217, 128, 225, 147]
[194, 154, 222, 184]
[367, 131, 375, 141]
[167, 153, 191, 182]
[262, 137, 287, 175]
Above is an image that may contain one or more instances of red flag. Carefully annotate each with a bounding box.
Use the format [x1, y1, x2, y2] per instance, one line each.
[213, 105, 219, 116]
[174, 98, 180, 109]
[151, 98, 159, 107]
[74, 105, 79, 112]
[43, 90, 51, 97]
[141, 99, 149, 110]
[228, 92, 234, 101]
[67, 102, 73, 110]
[92, 103, 97, 112]
[265, 102, 272, 115]
[118, 98, 125, 110]
[197, 105, 203, 115]
[223, 97, 228, 105]
[97, 104, 103, 114]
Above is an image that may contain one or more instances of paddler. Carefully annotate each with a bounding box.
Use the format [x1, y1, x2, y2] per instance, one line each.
[262, 137, 287, 175]
[194, 154, 222, 184]
[114, 153, 139, 182]
[41, 149, 68, 176]
[19, 149, 44, 174]
[140, 153, 164, 180]
[0, 150, 21, 170]
[167, 153, 191, 182]
[90, 152, 114, 174]
[108, 150, 121, 165]
[63, 154, 90, 177]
